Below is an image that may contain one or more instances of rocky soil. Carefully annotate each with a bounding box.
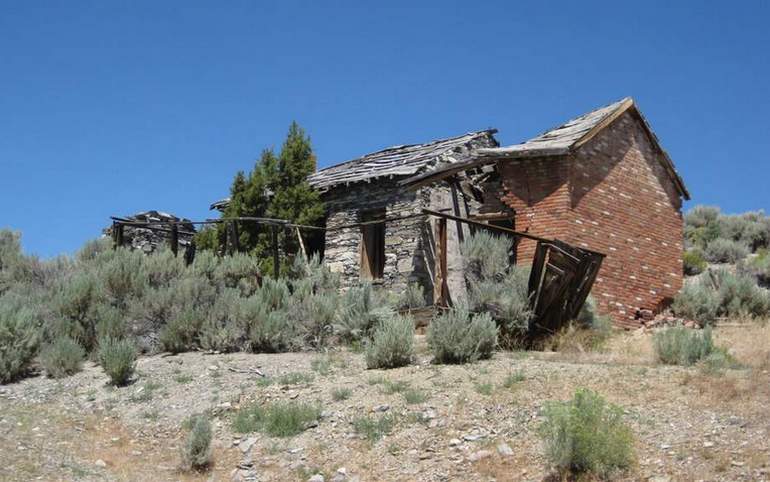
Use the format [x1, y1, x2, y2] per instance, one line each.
[1, 325, 769, 482]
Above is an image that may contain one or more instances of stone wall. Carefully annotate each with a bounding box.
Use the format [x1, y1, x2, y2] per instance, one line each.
[322, 179, 432, 297]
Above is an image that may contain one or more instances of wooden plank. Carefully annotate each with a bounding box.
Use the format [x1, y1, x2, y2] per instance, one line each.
[170, 224, 179, 257]
[433, 217, 448, 307]
[271, 225, 280, 277]
[295, 227, 307, 260]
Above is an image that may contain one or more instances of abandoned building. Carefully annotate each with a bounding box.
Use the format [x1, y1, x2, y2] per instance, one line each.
[105, 211, 196, 254]
[308, 98, 690, 328]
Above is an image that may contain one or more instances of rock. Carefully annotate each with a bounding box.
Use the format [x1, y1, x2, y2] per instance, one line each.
[308, 475, 325, 482]
[373, 404, 390, 413]
[496, 442, 514, 456]
[422, 409, 436, 419]
[239, 437, 257, 453]
[703, 441, 714, 448]
[468, 450, 492, 462]
[94, 459, 107, 468]
[449, 438, 462, 447]
[304, 420, 319, 429]
[331, 467, 347, 482]
[463, 433, 485, 442]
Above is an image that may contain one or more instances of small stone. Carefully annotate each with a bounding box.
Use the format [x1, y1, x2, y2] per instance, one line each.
[731, 460, 745, 467]
[207, 365, 218, 371]
[239, 437, 257, 453]
[304, 420, 319, 429]
[497, 442, 514, 456]
[468, 450, 492, 462]
[288, 447, 303, 454]
[703, 441, 714, 448]
[449, 438, 462, 447]
[463, 433, 485, 442]
[659, 444, 671, 450]
[94, 459, 107, 468]
[422, 409, 436, 419]
[373, 404, 390, 413]
[308, 474, 325, 482]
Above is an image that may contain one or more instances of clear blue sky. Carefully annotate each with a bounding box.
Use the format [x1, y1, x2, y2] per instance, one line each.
[2, 1, 768, 258]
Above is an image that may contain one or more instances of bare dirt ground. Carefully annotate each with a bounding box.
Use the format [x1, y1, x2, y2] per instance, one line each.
[1, 324, 769, 482]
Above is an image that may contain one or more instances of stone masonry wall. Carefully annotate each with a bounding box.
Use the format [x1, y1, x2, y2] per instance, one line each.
[322, 179, 432, 298]
[494, 111, 684, 328]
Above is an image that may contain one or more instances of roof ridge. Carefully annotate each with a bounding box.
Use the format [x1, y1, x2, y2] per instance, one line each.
[312, 129, 497, 175]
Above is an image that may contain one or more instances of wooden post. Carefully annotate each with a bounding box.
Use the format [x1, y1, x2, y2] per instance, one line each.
[113, 223, 124, 250]
[231, 221, 241, 253]
[295, 226, 307, 260]
[271, 225, 280, 276]
[434, 218, 448, 307]
[170, 224, 179, 257]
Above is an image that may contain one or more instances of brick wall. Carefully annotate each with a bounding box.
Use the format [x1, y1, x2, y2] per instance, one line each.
[495, 111, 684, 328]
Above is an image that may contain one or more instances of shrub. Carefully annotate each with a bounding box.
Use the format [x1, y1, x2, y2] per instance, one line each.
[98, 337, 137, 386]
[397, 283, 425, 310]
[742, 249, 770, 286]
[684, 206, 721, 249]
[76, 238, 112, 263]
[539, 388, 634, 479]
[290, 293, 337, 348]
[654, 326, 714, 366]
[427, 306, 498, 364]
[704, 238, 749, 264]
[142, 249, 185, 288]
[94, 304, 127, 341]
[671, 279, 719, 325]
[181, 414, 212, 471]
[96, 248, 146, 307]
[462, 232, 532, 343]
[683, 248, 707, 276]
[243, 300, 300, 353]
[0, 297, 40, 383]
[198, 290, 244, 353]
[232, 401, 321, 437]
[213, 253, 261, 294]
[715, 268, 770, 318]
[331, 387, 352, 401]
[40, 337, 85, 378]
[403, 388, 428, 404]
[160, 308, 204, 353]
[365, 314, 414, 369]
[352, 414, 395, 443]
[334, 283, 392, 342]
[51, 272, 101, 349]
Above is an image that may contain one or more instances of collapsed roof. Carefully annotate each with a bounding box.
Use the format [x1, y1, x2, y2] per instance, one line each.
[402, 97, 690, 200]
[307, 129, 498, 192]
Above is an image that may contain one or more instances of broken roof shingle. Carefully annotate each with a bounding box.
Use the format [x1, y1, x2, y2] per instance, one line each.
[307, 129, 498, 191]
[477, 97, 632, 158]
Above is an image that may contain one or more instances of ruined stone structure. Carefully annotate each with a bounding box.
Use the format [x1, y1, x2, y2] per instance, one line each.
[308, 131, 498, 301]
[309, 98, 689, 327]
[105, 211, 196, 254]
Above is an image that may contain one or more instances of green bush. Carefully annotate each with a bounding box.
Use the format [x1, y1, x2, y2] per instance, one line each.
[671, 279, 720, 325]
[715, 268, 770, 318]
[290, 293, 337, 348]
[142, 248, 185, 289]
[704, 238, 749, 263]
[232, 401, 321, 437]
[427, 306, 498, 364]
[181, 414, 212, 471]
[365, 313, 414, 369]
[213, 252, 261, 294]
[96, 248, 146, 307]
[98, 337, 137, 386]
[540, 388, 634, 479]
[242, 300, 300, 353]
[462, 232, 532, 342]
[160, 308, 204, 353]
[334, 283, 392, 342]
[352, 414, 395, 443]
[51, 272, 101, 349]
[198, 290, 244, 353]
[396, 283, 426, 310]
[40, 336, 85, 378]
[654, 326, 714, 366]
[742, 249, 770, 286]
[0, 297, 40, 383]
[683, 248, 707, 276]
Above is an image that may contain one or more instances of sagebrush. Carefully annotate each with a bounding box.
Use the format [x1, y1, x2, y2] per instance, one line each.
[427, 306, 498, 364]
[539, 388, 634, 478]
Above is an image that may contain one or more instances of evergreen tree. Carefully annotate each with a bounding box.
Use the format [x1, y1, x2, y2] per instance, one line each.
[199, 122, 324, 276]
